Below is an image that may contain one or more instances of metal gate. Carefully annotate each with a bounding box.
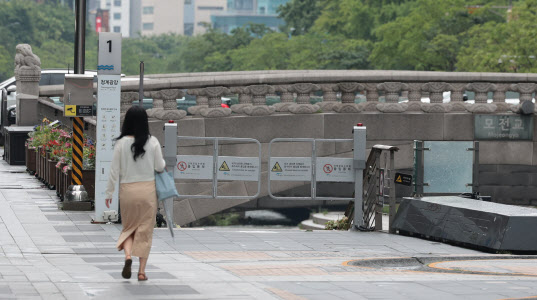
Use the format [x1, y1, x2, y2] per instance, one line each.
[164, 123, 262, 200]
[267, 125, 366, 227]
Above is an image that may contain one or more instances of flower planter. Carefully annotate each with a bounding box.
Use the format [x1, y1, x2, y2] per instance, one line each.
[25, 146, 36, 175]
[47, 159, 57, 190]
[56, 164, 65, 198]
[35, 147, 42, 180]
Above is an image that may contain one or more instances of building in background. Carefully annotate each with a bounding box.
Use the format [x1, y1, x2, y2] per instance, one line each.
[212, 0, 287, 34]
[140, 0, 184, 36]
[193, 0, 227, 35]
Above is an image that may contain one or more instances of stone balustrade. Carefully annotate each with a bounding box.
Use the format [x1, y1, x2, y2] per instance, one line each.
[38, 70, 537, 120]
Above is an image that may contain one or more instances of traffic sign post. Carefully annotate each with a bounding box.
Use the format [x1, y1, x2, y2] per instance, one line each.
[94, 32, 122, 223]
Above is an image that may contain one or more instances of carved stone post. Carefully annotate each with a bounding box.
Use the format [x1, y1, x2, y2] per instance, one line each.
[377, 82, 408, 113]
[14, 44, 41, 97]
[493, 83, 512, 112]
[288, 83, 320, 114]
[230, 86, 252, 114]
[333, 82, 364, 113]
[120, 92, 139, 120]
[361, 83, 380, 111]
[243, 85, 276, 116]
[273, 85, 294, 112]
[318, 84, 338, 112]
[447, 83, 468, 112]
[144, 91, 162, 118]
[153, 89, 187, 120]
[466, 82, 497, 113]
[187, 88, 209, 115]
[510, 83, 536, 102]
[199, 86, 232, 118]
[14, 44, 41, 126]
[406, 83, 424, 111]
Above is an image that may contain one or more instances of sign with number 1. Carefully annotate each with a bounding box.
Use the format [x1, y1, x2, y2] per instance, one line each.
[97, 32, 122, 75]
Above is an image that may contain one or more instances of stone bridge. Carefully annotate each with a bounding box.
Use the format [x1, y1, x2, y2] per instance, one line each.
[29, 70, 537, 225]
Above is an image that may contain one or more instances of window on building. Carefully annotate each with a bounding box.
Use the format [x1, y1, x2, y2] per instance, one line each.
[114, 0, 121, 6]
[143, 23, 154, 30]
[185, 0, 192, 4]
[198, 6, 224, 10]
[259, 6, 265, 14]
[113, 26, 121, 32]
[114, 13, 121, 20]
[143, 6, 154, 14]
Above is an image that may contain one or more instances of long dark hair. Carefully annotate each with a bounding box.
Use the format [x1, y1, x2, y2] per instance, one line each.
[115, 106, 150, 161]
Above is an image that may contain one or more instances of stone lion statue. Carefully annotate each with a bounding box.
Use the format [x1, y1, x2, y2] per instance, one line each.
[15, 44, 41, 74]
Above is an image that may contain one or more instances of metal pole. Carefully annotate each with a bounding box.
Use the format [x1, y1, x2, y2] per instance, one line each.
[163, 123, 178, 170]
[353, 125, 366, 229]
[473, 141, 480, 195]
[74, 0, 86, 74]
[139, 61, 144, 107]
[388, 150, 396, 233]
[72, 0, 86, 186]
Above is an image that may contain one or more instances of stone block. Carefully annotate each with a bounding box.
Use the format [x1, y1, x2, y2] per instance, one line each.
[16, 94, 39, 126]
[61, 201, 92, 211]
[148, 119, 164, 144]
[204, 114, 325, 143]
[479, 141, 533, 165]
[190, 197, 250, 221]
[478, 164, 498, 172]
[443, 113, 473, 141]
[176, 181, 212, 196]
[533, 115, 537, 142]
[324, 113, 444, 141]
[479, 172, 531, 186]
[176, 117, 206, 146]
[531, 173, 537, 185]
[534, 142, 537, 166]
[335, 141, 353, 154]
[492, 186, 537, 202]
[176, 145, 212, 156]
[497, 164, 537, 174]
[173, 199, 197, 226]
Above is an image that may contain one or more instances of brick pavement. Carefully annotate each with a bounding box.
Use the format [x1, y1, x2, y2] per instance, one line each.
[1, 151, 537, 299]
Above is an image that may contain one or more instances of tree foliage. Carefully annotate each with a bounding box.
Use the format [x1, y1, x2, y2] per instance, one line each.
[0, 0, 535, 81]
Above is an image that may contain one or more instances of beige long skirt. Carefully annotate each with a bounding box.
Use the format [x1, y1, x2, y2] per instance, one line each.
[116, 180, 157, 258]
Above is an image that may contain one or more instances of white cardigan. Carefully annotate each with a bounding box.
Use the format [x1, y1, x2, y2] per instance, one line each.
[105, 136, 166, 199]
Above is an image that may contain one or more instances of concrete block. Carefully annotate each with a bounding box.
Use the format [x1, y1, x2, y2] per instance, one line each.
[335, 141, 353, 154]
[176, 145, 212, 155]
[478, 164, 498, 172]
[479, 141, 533, 165]
[479, 172, 531, 186]
[497, 164, 537, 174]
[533, 115, 537, 142]
[176, 181, 212, 196]
[325, 113, 445, 141]
[190, 197, 250, 221]
[177, 117, 206, 146]
[534, 142, 537, 166]
[531, 173, 537, 186]
[493, 186, 537, 202]
[149, 119, 164, 144]
[16, 94, 39, 126]
[443, 113, 473, 141]
[204, 114, 325, 143]
[173, 199, 197, 226]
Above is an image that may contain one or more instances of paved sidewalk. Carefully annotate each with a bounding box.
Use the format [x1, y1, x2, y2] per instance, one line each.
[1, 153, 537, 299]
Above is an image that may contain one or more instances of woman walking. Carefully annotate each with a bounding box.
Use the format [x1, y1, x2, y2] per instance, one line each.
[105, 106, 166, 281]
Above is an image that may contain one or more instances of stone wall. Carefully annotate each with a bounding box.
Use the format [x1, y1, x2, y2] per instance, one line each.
[479, 164, 537, 206]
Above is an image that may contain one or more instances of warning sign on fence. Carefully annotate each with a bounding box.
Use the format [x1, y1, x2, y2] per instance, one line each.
[269, 157, 312, 181]
[217, 156, 259, 181]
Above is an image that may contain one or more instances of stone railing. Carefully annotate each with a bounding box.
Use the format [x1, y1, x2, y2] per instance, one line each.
[38, 70, 537, 120]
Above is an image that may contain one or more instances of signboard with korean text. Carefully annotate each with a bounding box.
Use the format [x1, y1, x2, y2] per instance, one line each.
[217, 156, 259, 181]
[475, 115, 533, 140]
[174, 155, 214, 180]
[269, 157, 312, 181]
[94, 74, 121, 222]
[316, 157, 355, 182]
[94, 32, 122, 223]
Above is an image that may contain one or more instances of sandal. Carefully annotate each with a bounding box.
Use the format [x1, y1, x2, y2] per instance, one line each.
[122, 258, 132, 279]
[138, 273, 148, 281]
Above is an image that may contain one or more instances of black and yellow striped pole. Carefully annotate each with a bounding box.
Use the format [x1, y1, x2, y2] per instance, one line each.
[71, 117, 84, 185]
